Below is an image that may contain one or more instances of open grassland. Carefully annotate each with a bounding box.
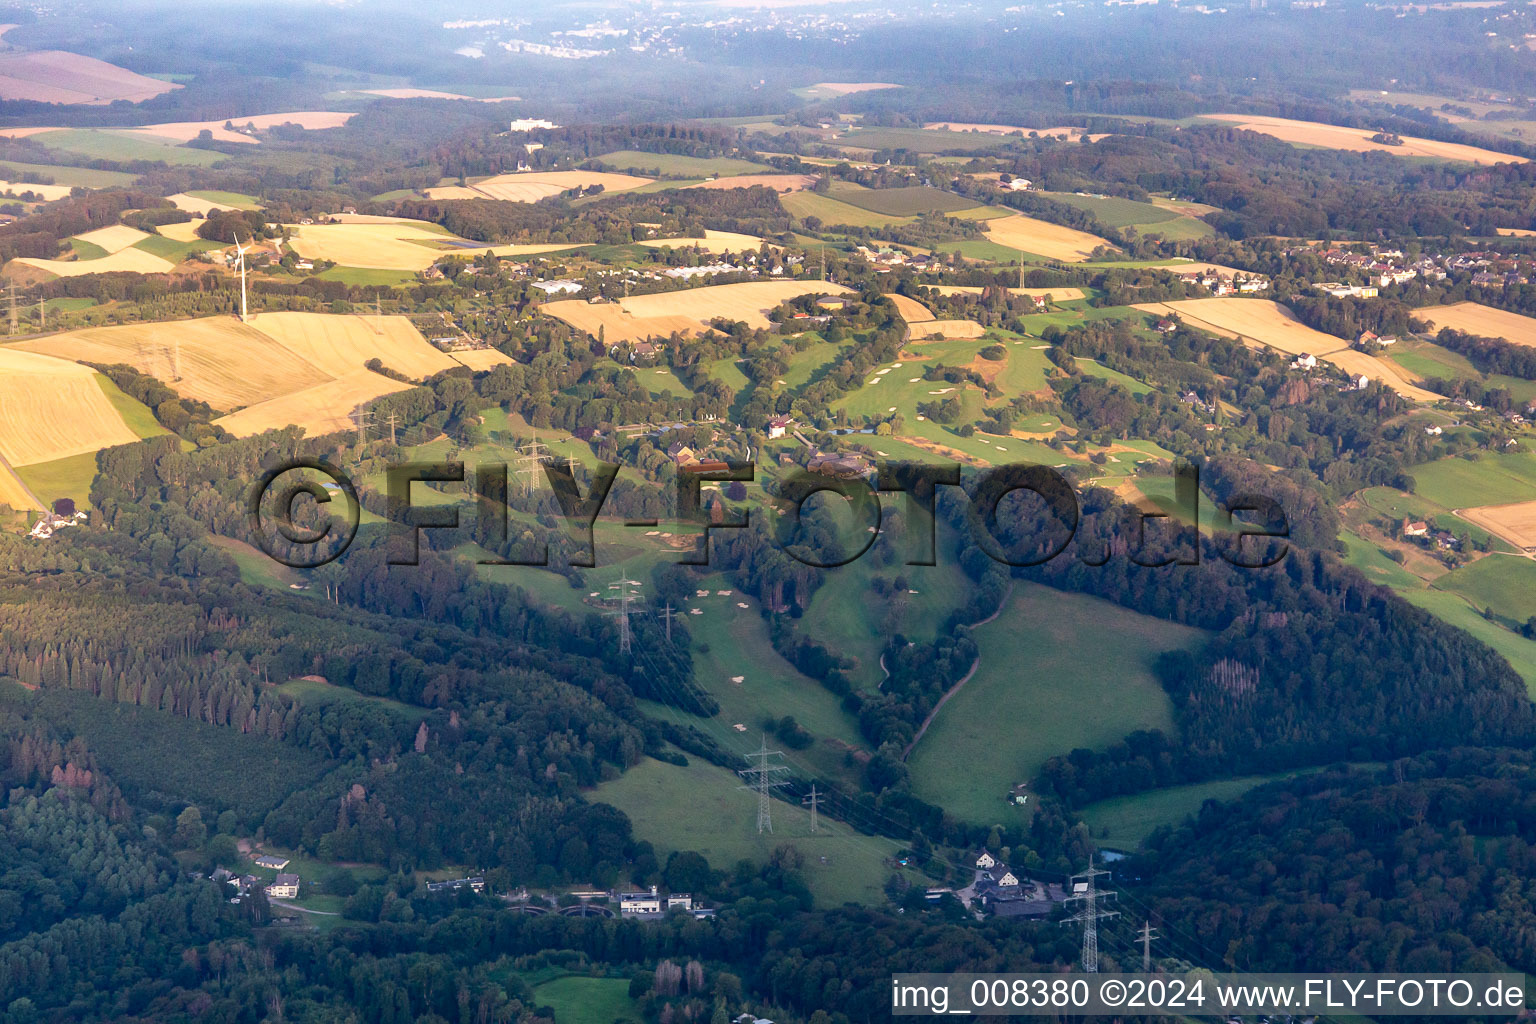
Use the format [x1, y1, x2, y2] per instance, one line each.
[1416, 302, 1536, 347]
[275, 676, 427, 724]
[834, 126, 1007, 154]
[15, 318, 330, 409]
[830, 185, 981, 216]
[359, 87, 521, 101]
[0, 351, 139, 466]
[637, 229, 768, 254]
[0, 161, 133, 188]
[13, 246, 175, 278]
[530, 978, 638, 1024]
[14, 451, 97, 509]
[591, 756, 906, 906]
[1408, 451, 1536, 509]
[907, 583, 1203, 826]
[288, 217, 587, 270]
[1080, 770, 1327, 849]
[214, 369, 414, 437]
[924, 122, 1082, 139]
[1433, 555, 1536, 626]
[595, 150, 772, 176]
[1202, 113, 1524, 163]
[978, 213, 1116, 262]
[247, 311, 461, 379]
[780, 190, 913, 228]
[134, 233, 221, 262]
[432, 170, 652, 203]
[1134, 298, 1440, 402]
[29, 128, 228, 166]
[0, 49, 179, 104]
[1459, 501, 1536, 549]
[542, 280, 852, 343]
[1041, 191, 1212, 239]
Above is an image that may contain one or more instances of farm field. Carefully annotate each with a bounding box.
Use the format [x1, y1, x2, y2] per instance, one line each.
[73, 224, 151, 252]
[1458, 501, 1536, 549]
[794, 81, 902, 99]
[0, 160, 134, 188]
[214, 369, 414, 437]
[780, 190, 914, 228]
[0, 179, 71, 200]
[0, 351, 140, 466]
[541, 280, 853, 342]
[909, 320, 985, 339]
[1407, 451, 1536, 509]
[0, 459, 40, 512]
[829, 185, 981, 216]
[885, 293, 936, 322]
[1079, 769, 1328, 850]
[907, 583, 1205, 826]
[692, 173, 817, 192]
[590, 756, 906, 906]
[0, 49, 179, 104]
[434, 170, 652, 203]
[246, 311, 461, 379]
[1133, 298, 1441, 402]
[1432, 555, 1536, 627]
[976, 213, 1116, 262]
[448, 348, 513, 371]
[923, 122, 1082, 139]
[637, 229, 768, 254]
[1415, 302, 1536, 347]
[357, 87, 521, 101]
[121, 111, 354, 144]
[595, 150, 773, 176]
[27, 128, 228, 166]
[833, 126, 1008, 154]
[13, 451, 97, 510]
[152, 220, 209, 243]
[1201, 113, 1524, 163]
[931, 285, 1088, 302]
[1040, 191, 1213, 238]
[13, 246, 175, 277]
[287, 217, 589, 270]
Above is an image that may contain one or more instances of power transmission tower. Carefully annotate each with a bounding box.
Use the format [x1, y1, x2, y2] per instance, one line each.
[515, 430, 549, 495]
[738, 736, 790, 834]
[819, 244, 825, 281]
[8, 280, 15, 335]
[355, 409, 372, 446]
[1019, 251, 1026, 291]
[802, 784, 820, 832]
[1066, 857, 1118, 973]
[387, 412, 398, 446]
[660, 603, 674, 642]
[607, 577, 641, 655]
[1139, 921, 1157, 972]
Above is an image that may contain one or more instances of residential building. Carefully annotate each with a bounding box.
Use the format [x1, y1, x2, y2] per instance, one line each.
[252, 855, 290, 870]
[265, 874, 300, 899]
[767, 416, 793, 439]
[618, 885, 664, 915]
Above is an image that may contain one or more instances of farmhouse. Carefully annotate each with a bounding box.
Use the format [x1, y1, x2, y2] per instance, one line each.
[975, 850, 997, 869]
[1403, 519, 1429, 537]
[265, 874, 300, 899]
[252, 855, 290, 870]
[28, 509, 87, 540]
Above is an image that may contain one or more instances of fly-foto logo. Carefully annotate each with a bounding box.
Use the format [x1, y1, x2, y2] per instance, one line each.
[246, 457, 1290, 571]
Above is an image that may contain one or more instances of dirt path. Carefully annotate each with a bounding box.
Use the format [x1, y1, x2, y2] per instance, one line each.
[900, 582, 1014, 760]
[270, 900, 339, 916]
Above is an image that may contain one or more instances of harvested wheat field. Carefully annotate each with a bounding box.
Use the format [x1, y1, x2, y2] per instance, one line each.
[287, 218, 588, 271]
[429, 170, 653, 203]
[1134, 298, 1440, 402]
[361, 88, 521, 102]
[214, 370, 414, 438]
[691, 174, 817, 192]
[73, 225, 151, 253]
[909, 320, 986, 340]
[885, 294, 936, 322]
[0, 349, 139, 466]
[638, 230, 769, 254]
[166, 192, 237, 215]
[123, 111, 355, 145]
[1459, 502, 1536, 549]
[932, 285, 1087, 302]
[1498, 228, 1536, 238]
[0, 50, 179, 104]
[0, 459, 41, 512]
[245, 312, 461, 379]
[13, 248, 175, 278]
[0, 180, 72, 201]
[449, 349, 514, 371]
[807, 82, 901, 95]
[15, 319, 330, 409]
[543, 280, 854, 343]
[981, 214, 1115, 262]
[1203, 114, 1523, 164]
[924, 122, 1079, 139]
[1416, 302, 1536, 347]
[156, 220, 206, 243]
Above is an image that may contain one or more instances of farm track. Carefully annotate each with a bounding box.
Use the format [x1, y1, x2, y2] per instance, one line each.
[900, 581, 1014, 760]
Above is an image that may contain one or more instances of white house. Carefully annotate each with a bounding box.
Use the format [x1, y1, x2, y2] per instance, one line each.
[1424, 425, 1443, 436]
[975, 851, 996, 870]
[618, 886, 663, 915]
[996, 870, 1019, 888]
[265, 874, 300, 899]
[509, 118, 559, 132]
[767, 416, 793, 440]
[532, 280, 583, 296]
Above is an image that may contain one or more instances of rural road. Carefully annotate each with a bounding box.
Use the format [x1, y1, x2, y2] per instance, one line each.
[900, 582, 1014, 760]
[271, 900, 340, 916]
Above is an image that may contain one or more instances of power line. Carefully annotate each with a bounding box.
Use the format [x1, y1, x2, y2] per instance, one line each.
[803, 784, 820, 833]
[738, 735, 790, 833]
[607, 576, 641, 656]
[1140, 920, 1157, 972]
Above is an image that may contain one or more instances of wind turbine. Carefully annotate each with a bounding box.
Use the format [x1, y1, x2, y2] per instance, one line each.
[234, 233, 249, 323]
